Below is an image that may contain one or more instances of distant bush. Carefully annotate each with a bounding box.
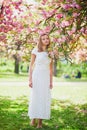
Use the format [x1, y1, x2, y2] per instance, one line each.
[0, 62, 7, 66]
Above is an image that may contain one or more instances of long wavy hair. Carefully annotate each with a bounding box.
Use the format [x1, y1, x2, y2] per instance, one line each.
[37, 33, 51, 52]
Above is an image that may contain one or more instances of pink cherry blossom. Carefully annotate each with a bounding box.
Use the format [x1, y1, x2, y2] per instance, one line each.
[57, 38, 63, 43]
[38, 30, 45, 35]
[62, 4, 71, 10]
[73, 12, 78, 17]
[48, 51, 54, 59]
[29, 12, 32, 16]
[80, 27, 85, 33]
[42, 0, 47, 5]
[31, 28, 38, 32]
[85, 28, 87, 34]
[35, 20, 41, 25]
[61, 20, 70, 27]
[74, 3, 81, 9]
[53, 38, 58, 43]
[41, 10, 48, 18]
[5, 8, 12, 15]
[0, 35, 6, 41]
[44, 26, 51, 33]
[55, 21, 59, 27]
[56, 13, 63, 19]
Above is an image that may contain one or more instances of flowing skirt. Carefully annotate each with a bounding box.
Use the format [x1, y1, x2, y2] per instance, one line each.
[28, 67, 51, 119]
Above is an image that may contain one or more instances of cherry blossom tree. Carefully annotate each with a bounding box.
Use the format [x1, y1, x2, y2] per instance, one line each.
[0, 0, 87, 75]
[34, 0, 87, 75]
[0, 0, 37, 73]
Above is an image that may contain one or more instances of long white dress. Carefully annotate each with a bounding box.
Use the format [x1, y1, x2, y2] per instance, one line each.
[28, 47, 52, 119]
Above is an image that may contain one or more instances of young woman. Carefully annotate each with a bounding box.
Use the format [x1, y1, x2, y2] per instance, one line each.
[28, 33, 53, 128]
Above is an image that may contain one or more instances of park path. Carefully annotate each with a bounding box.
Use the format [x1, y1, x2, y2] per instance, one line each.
[0, 80, 87, 104]
[0, 81, 87, 87]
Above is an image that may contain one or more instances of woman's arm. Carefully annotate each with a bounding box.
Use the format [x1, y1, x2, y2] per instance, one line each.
[29, 54, 36, 87]
[50, 59, 53, 89]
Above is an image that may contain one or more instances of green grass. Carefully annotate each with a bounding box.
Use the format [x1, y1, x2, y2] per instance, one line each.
[0, 72, 28, 81]
[0, 96, 87, 130]
[53, 76, 87, 82]
[0, 77, 87, 130]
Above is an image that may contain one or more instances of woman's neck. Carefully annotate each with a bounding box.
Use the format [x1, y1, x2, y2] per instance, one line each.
[42, 46, 47, 51]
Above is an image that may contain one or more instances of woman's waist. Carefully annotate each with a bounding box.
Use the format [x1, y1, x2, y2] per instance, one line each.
[34, 64, 49, 69]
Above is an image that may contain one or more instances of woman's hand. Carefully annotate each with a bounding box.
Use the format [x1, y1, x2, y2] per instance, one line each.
[50, 83, 53, 89]
[29, 80, 32, 88]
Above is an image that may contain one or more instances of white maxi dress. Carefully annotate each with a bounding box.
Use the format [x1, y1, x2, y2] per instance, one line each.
[28, 47, 52, 119]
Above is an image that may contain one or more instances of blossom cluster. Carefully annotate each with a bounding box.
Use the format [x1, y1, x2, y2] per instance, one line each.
[47, 46, 59, 59]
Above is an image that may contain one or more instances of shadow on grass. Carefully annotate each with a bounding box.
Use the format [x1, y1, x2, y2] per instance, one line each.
[0, 96, 87, 130]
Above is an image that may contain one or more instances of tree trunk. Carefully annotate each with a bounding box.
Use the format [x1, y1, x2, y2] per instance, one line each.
[53, 59, 57, 76]
[14, 58, 19, 74]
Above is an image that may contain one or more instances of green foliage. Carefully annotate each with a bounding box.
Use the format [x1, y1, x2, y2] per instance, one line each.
[0, 58, 14, 72]
[0, 57, 29, 73]
[57, 60, 87, 78]
[0, 57, 87, 80]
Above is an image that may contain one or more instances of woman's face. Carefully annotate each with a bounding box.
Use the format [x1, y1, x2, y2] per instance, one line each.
[41, 35, 50, 46]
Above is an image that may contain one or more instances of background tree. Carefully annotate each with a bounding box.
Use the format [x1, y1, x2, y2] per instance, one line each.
[0, 0, 87, 75]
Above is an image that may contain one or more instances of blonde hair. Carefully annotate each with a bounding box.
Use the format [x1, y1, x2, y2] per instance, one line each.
[37, 33, 50, 52]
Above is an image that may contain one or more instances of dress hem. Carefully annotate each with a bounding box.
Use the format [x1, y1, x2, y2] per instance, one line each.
[28, 115, 50, 120]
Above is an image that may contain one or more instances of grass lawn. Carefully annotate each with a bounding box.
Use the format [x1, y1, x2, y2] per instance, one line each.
[0, 72, 28, 81]
[0, 74, 87, 130]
